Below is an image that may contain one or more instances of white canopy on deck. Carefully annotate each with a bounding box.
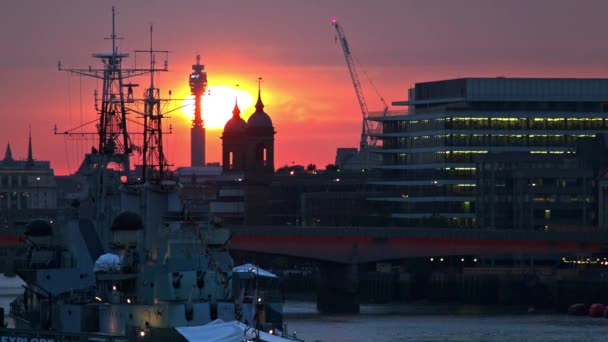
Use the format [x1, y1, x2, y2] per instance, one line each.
[176, 319, 291, 342]
[232, 263, 277, 278]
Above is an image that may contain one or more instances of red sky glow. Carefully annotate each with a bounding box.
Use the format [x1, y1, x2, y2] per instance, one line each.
[2, 0, 608, 175]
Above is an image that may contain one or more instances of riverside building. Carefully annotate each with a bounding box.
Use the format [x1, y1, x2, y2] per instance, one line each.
[369, 78, 608, 228]
[0, 135, 57, 272]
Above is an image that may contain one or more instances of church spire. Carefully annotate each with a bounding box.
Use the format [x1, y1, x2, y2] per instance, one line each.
[232, 100, 241, 118]
[232, 84, 241, 118]
[255, 77, 264, 112]
[4, 143, 13, 162]
[26, 126, 33, 167]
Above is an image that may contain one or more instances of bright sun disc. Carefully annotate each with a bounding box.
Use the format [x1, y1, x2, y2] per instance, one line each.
[181, 85, 254, 129]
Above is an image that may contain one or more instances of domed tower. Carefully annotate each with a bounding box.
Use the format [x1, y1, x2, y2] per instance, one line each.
[242, 80, 275, 225]
[221, 101, 248, 173]
[246, 80, 275, 176]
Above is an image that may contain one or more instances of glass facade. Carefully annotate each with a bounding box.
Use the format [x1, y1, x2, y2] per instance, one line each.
[372, 111, 608, 227]
[474, 153, 597, 231]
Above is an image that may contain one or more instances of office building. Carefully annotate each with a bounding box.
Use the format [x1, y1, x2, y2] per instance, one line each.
[370, 78, 608, 227]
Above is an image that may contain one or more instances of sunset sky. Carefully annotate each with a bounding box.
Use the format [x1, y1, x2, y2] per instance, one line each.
[3, 0, 608, 175]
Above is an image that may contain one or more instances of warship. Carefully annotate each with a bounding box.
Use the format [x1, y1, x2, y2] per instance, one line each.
[1, 7, 298, 342]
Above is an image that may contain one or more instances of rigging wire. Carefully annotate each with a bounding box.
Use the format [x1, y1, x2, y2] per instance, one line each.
[79, 74, 84, 162]
[64, 136, 71, 174]
[65, 73, 73, 174]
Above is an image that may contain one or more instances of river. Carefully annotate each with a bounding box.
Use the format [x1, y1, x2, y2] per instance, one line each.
[283, 301, 608, 342]
[2, 280, 607, 341]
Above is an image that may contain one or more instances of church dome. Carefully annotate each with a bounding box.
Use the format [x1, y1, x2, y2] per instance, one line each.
[247, 111, 273, 128]
[223, 102, 248, 133]
[224, 117, 248, 133]
[247, 88, 273, 128]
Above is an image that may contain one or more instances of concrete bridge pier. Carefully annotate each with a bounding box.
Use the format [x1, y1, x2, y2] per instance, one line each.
[317, 262, 359, 314]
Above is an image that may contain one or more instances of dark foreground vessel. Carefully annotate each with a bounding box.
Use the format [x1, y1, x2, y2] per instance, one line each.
[1, 7, 299, 342]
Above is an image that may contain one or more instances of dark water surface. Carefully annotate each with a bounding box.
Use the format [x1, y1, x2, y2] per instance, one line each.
[3, 287, 607, 341]
[284, 301, 608, 342]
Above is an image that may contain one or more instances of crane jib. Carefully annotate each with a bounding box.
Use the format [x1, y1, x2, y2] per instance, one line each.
[333, 18, 385, 152]
[342, 38, 350, 55]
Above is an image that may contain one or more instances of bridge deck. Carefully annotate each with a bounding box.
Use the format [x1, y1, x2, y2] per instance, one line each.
[229, 226, 608, 263]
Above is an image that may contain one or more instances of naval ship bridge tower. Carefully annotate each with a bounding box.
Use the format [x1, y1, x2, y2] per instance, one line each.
[57, 7, 171, 249]
[190, 55, 208, 167]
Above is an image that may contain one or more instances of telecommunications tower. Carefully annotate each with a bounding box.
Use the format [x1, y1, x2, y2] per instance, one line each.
[190, 55, 208, 167]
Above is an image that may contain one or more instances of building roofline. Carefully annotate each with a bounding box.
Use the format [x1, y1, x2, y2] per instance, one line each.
[415, 77, 608, 85]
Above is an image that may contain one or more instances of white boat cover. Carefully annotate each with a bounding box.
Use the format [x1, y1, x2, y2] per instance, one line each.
[232, 264, 277, 278]
[93, 253, 120, 272]
[176, 319, 292, 342]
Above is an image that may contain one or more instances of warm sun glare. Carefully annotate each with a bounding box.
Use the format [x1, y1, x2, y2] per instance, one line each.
[180, 85, 255, 129]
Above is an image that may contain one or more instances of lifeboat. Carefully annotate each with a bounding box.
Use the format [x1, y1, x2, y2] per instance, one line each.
[589, 303, 605, 317]
[567, 303, 587, 316]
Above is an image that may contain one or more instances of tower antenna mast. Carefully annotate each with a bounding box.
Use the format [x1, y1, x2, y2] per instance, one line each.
[189, 54, 208, 167]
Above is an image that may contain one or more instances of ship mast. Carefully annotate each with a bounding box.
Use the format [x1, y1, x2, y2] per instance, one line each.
[58, 6, 136, 174]
[56, 7, 173, 249]
[137, 25, 171, 182]
[58, 7, 173, 182]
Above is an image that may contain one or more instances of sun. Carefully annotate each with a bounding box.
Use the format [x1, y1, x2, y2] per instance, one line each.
[180, 85, 255, 129]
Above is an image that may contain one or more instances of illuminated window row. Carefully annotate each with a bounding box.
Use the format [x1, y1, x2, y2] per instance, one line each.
[383, 116, 608, 133]
[383, 133, 598, 149]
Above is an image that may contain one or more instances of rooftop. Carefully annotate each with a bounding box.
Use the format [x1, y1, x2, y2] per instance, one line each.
[394, 77, 608, 107]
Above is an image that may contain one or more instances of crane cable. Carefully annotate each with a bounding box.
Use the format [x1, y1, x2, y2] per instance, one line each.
[334, 30, 388, 111]
[353, 54, 387, 110]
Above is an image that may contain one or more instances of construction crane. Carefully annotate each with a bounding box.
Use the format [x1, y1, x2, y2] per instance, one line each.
[332, 17, 387, 151]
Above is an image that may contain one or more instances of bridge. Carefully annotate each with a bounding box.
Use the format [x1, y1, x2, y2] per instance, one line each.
[228, 226, 608, 263]
[229, 226, 608, 313]
[4, 227, 608, 314]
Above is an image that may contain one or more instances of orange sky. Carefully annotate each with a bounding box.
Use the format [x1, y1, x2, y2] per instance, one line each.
[3, 1, 608, 175]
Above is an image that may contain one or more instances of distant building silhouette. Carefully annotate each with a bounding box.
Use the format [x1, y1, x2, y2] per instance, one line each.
[0, 131, 57, 272]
